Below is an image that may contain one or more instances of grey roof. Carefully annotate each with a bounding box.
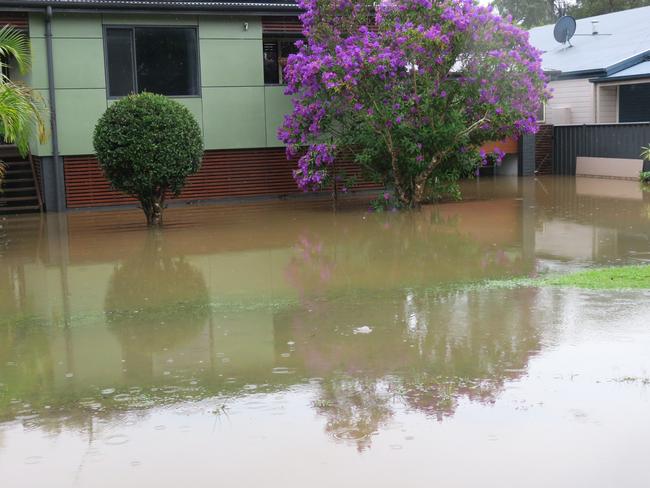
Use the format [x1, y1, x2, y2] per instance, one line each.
[0, 0, 300, 12]
[528, 6, 650, 77]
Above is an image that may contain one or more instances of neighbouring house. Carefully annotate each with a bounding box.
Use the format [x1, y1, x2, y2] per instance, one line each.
[0, 0, 521, 213]
[527, 6, 650, 178]
[530, 6, 650, 126]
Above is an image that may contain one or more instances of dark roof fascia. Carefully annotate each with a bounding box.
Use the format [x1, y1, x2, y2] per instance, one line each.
[5, 8, 301, 16]
[0, 1, 301, 14]
[549, 69, 606, 81]
[588, 51, 650, 84]
[591, 73, 650, 84]
[604, 50, 650, 76]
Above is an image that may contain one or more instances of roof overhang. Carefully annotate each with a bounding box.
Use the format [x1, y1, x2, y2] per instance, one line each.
[0, 0, 301, 15]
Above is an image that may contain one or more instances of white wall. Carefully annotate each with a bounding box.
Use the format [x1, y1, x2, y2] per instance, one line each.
[546, 78, 595, 125]
[597, 85, 618, 123]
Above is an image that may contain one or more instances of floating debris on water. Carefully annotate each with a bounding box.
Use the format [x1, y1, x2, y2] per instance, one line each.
[353, 326, 373, 334]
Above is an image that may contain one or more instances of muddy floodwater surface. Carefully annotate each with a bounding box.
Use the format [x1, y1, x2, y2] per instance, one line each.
[1, 176, 650, 487]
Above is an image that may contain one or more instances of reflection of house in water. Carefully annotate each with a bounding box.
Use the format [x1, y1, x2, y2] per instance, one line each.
[1, 178, 648, 433]
[533, 178, 650, 265]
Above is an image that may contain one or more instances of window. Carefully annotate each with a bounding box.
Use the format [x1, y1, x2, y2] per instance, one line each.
[263, 37, 300, 85]
[105, 27, 199, 98]
[618, 83, 650, 123]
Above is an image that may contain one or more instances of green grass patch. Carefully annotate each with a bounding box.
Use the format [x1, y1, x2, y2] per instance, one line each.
[543, 265, 650, 290]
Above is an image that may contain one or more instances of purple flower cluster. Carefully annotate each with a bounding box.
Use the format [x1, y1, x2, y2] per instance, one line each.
[279, 0, 550, 192]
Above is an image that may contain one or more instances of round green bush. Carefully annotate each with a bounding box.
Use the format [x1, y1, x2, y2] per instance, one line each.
[93, 92, 203, 225]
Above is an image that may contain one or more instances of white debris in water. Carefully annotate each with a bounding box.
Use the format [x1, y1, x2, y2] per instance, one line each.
[353, 326, 373, 335]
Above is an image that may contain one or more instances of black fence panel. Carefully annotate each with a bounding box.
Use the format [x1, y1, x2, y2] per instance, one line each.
[553, 123, 650, 175]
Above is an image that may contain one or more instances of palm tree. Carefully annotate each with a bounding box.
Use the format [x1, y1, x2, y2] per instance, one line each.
[0, 25, 46, 159]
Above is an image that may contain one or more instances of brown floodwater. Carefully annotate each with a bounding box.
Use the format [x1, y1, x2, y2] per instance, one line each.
[1, 176, 649, 487]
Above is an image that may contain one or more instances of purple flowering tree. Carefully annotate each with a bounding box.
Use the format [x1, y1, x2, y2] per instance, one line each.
[279, 0, 550, 208]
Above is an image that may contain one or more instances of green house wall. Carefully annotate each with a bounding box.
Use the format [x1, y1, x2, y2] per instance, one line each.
[23, 12, 293, 157]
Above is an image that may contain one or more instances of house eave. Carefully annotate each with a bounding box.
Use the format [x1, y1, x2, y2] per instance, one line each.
[0, 0, 301, 14]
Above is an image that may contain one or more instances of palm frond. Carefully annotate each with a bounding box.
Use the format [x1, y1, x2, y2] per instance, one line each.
[0, 81, 47, 156]
[0, 25, 31, 75]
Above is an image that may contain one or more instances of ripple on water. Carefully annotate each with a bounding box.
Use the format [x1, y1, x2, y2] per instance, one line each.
[24, 456, 43, 465]
[104, 434, 130, 446]
[332, 428, 368, 441]
[272, 367, 296, 375]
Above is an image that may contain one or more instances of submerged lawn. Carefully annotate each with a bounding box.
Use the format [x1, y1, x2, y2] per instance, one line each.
[543, 265, 650, 290]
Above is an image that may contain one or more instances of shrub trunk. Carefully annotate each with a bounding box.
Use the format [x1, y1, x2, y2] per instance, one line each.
[141, 190, 166, 227]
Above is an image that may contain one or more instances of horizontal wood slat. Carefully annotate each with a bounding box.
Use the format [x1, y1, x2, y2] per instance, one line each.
[262, 16, 302, 34]
[0, 12, 28, 30]
[480, 137, 519, 155]
[64, 148, 381, 209]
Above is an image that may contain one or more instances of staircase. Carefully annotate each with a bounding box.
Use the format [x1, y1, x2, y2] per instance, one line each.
[0, 144, 42, 214]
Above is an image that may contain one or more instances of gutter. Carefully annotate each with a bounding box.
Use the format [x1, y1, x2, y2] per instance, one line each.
[45, 4, 65, 212]
[591, 73, 650, 84]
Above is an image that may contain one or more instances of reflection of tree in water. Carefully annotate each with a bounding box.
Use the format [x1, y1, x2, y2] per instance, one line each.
[105, 232, 210, 381]
[284, 210, 529, 302]
[315, 377, 394, 452]
[275, 286, 543, 449]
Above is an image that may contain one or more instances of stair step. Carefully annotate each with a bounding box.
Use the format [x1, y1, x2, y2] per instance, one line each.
[2, 178, 35, 184]
[4, 169, 33, 175]
[0, 195, 39, 202]
[0, 204, 42, 214]
[1, 186, 36, 192]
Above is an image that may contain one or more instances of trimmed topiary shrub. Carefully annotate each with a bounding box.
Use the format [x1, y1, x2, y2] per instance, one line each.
[93, 93, 203, 226]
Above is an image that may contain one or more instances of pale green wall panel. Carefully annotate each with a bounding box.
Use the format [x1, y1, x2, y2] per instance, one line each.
[198, 17, 262, 39]
[12, 38, 48, 89]
[28, 38, 49, 90]
[200, 39, 263, 86]
[28, 13, 45, 38]
[102, 14, 198, 25]
[53, 39, 106, 89]
[202, 87, 266, 149]
[264, 86, 292, 147]
[52, 14, 102, 38]
[172, 97, 205, 138]
[55, 89, 107, 155]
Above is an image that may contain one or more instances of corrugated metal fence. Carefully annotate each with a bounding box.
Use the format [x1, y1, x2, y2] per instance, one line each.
[553, 123, 650, 174]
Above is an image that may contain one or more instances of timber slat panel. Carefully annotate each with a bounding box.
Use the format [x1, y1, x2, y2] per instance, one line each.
[261, 16, 302, 34]
[479, 137, 519, 155]
[64, 148, 380, 209]
[0, 12, 28, 30]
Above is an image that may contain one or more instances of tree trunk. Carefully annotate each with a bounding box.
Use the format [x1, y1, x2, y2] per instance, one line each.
[141, 189, 166, 227]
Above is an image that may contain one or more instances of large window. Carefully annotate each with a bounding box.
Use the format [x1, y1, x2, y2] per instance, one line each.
[263, 37, 300, 85]
[105, 26, 199, 98]
[619, 83, 650, 123]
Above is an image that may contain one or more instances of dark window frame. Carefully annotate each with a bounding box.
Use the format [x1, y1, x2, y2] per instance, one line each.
[618, 82, 650, 123]
[263, 34, 302, 86]
[103, 24, 201, 99]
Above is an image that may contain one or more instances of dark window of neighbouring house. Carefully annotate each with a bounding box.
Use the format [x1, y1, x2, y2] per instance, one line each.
[105, 27, 199, 98]
[619, 83, 650, 123]
[263, 37, 300, 84]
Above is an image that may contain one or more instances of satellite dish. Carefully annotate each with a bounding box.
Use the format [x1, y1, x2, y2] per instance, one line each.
[554, 16, 577, 45]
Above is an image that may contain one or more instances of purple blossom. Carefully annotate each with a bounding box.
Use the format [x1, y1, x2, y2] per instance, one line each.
[281, 0, 550, 193]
